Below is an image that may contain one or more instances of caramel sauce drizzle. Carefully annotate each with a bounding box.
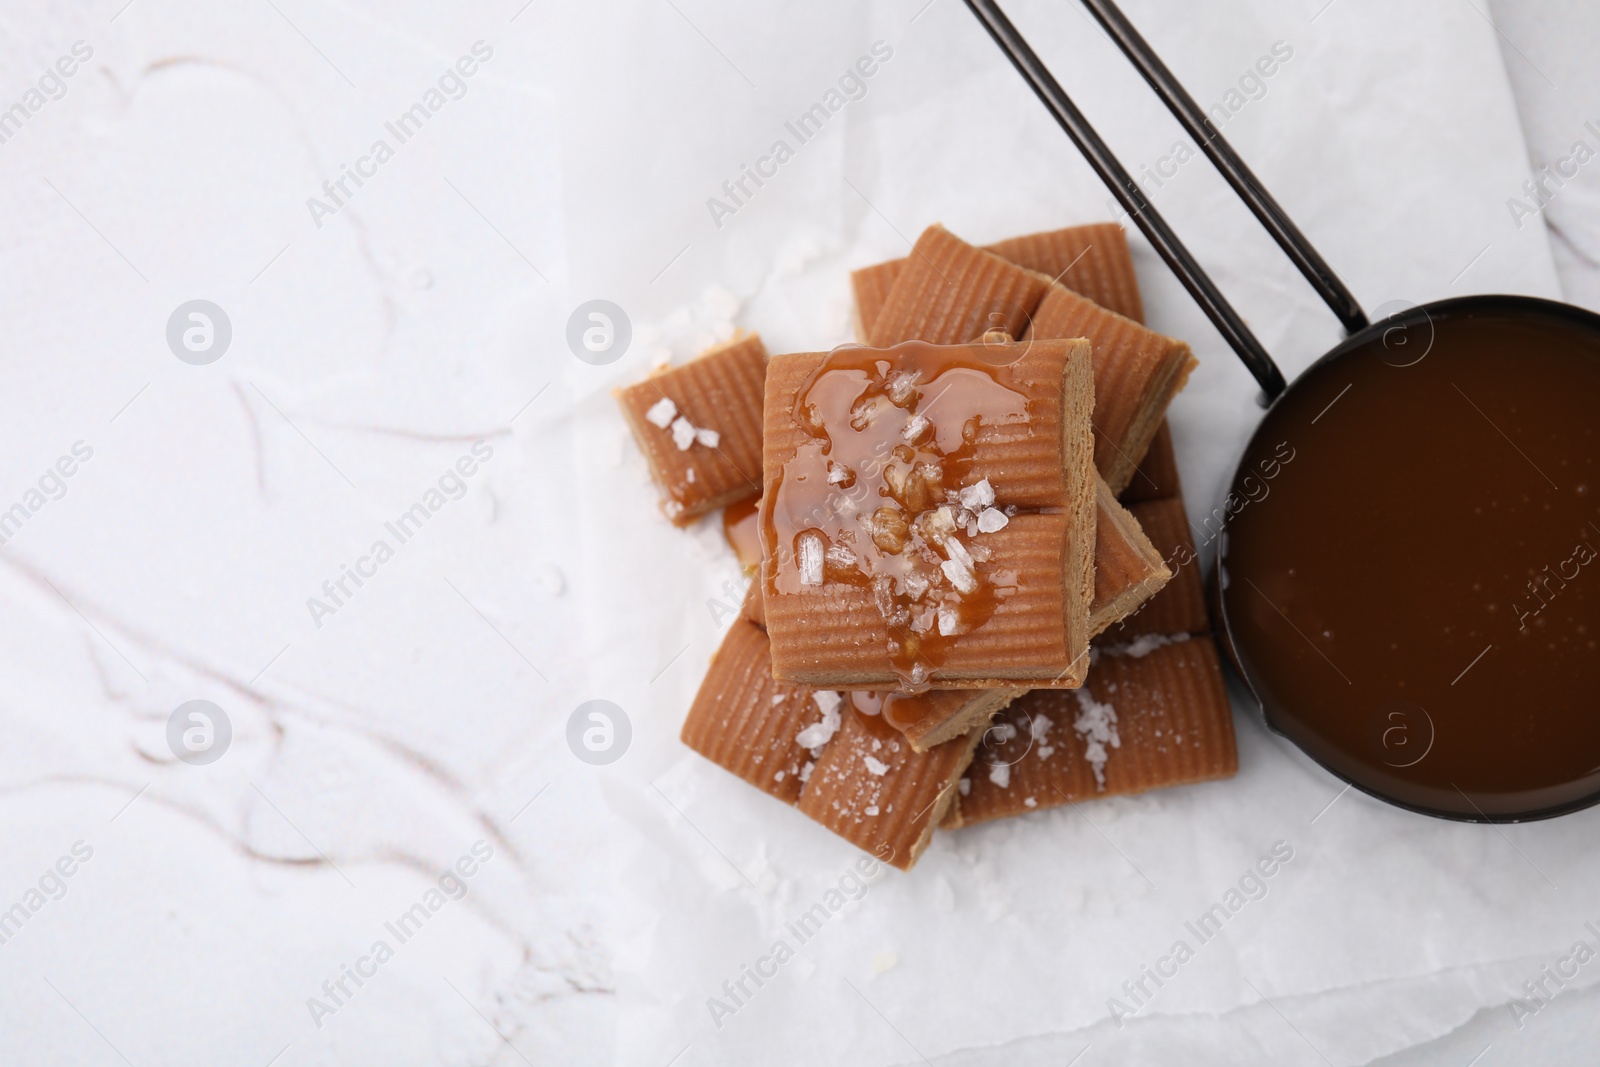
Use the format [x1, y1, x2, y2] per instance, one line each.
[763, 342, 1037, 690]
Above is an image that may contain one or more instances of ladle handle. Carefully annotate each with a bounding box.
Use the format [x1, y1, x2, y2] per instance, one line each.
[962, 0, 1287, 402]
[1079, 0, 1368, 336]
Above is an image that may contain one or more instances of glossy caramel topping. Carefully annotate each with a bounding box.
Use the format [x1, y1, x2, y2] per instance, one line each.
[763, 342, 1037, 688]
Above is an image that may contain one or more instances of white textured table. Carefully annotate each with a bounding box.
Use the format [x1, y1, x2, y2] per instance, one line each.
[0, 2, 1595, 1065]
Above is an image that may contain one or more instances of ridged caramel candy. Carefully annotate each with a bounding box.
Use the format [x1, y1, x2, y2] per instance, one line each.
[616, 333, 767, 525]
[761, 340, 1096, 690]
[1024, 286, 1196, 494]
[947, 637, 1238, 827]
[866, 225, 1052, 348]
[851, 222, 1144, 339]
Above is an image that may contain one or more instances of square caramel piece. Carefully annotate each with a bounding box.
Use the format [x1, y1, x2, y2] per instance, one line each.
[681, 620, 985, 870]
[1024, 285, 1196, 494]
[798, 708, 982, 870]
[761, 339, 1096, 689]
[616, 333, 766, 526]
[867, 225, 1052, 348]
[681, 619, 819, 804]
[852, 222, 1144, 340]
[946, 636, 1238, 828]
[1110, 496, 1210, 640]
[1117, 418, 1183, 504]
[1089, 474, 1171, 637]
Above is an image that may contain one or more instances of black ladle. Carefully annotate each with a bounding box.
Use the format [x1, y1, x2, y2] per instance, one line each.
[964, 0, 1600, 821]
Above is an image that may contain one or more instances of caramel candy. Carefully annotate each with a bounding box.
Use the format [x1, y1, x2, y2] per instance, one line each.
[1117, 419, 1182, 504]
[680, 619, 819, 804]
[851, 222, 1144, 340]
[867, 687, 1024, 753]
[1024, 286, 1196, 494]
[1089, 475, 1171, 637]
[721, 496, 763, 572]
[986, 223, 1145, 324]
[866, 225, 1052, 348]
[681, 620, 985, 870]
[1111, 496, 1209, 639]
[947, 637, 1238, 827]
[761, 340, 1096, 689]
[616, 333, 767, 525]
[798, 703, 981, 870]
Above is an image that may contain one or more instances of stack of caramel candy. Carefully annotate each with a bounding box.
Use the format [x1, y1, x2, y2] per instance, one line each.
[617, 223, 1237, 871]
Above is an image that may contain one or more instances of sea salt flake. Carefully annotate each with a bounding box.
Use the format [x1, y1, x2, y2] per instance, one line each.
[798, 532, 824, 586]
[825, 543, 858, 570]
[1101, 633, 1186, 659]
[959, 778, 971, 795]
[902, 413, 931, 443]
[941, 557, 977, 595]
[1073, 690, 1121, 790]
[645, 397, 678, 428]
[800, 761, 814, 783]
[988, 762, 1011, 788]
[669, 417, 696, 450]
[1024, 797, 1038, 808]
[863, 756, 889, 776]
[937, 605, 959, 636]
[685, 468, 695, 483]
[796, 694, 842, 750]
[887, 370, 921, 405]
[695, 426, 720, 448]
[958, 478, 995, 510]
[977, 507, 1009, 534]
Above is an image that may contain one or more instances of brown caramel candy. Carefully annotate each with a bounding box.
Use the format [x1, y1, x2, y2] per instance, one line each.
[1110, 496, 1209, 639]
[798, 702, 982, 870]
[867, 687, 1024, 754]
[1118, 419, 1183, 504]
[681, 620, 983, 870]
[866, 225, 1052, 348]
[1024, 286, 1196, 494]
[851, 222, 1144, 339]
[616, 333, 766, 525]
[947, 637, 1238, 827]
[761, 339, 1096, 689]
[680, 619, 819, 804]
[1089, 475, 1171, 636]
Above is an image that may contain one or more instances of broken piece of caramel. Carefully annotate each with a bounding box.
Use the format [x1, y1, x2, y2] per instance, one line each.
[761, 339, 1096, 689]
[616, 333, 767, 525]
